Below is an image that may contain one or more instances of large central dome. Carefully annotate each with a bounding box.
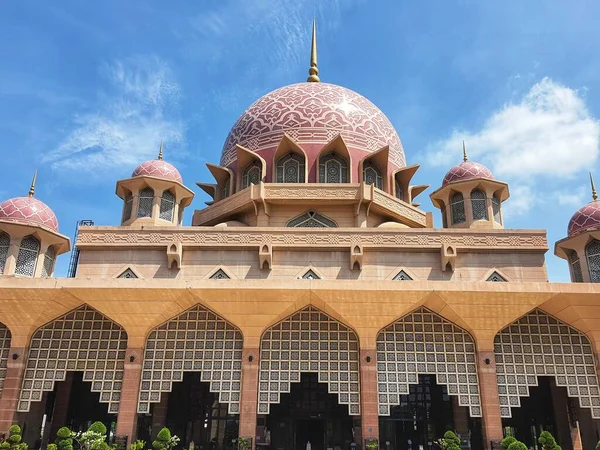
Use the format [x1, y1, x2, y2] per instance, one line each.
[220, 82, 406, 170]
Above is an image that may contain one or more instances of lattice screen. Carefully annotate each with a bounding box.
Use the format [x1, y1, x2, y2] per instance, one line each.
[494, 309, 600, 418]
[0, 323, 11, 398]
[18, 305, 127, 413]
[139, 304, 243, 414]
[258, 306, 361, 415]
[376, 307, 481, 417]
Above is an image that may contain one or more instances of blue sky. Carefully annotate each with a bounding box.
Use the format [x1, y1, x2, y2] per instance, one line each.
[1, 1, 599, 281]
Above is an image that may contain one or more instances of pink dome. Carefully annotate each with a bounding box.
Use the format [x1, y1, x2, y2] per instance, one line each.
[568, 201, 600, 237]
[0, 196, 59, 232]
[442, 161, 494, 186]
[220, 82, 406, 175]
[132, 159, 183, 184]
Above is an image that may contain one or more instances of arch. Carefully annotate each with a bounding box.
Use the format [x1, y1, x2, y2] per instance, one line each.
[15, 235, 40, 277]
[159, 190, 175, 221]
[494, 309, 600, 419]
[567, 249, 584, 283]
[286, 210, 337, 228]
[241, 161, 262, 189]
[276, 153, 305, 183]
[376, 307, 481, 417]
[0, 231, 9, 275]
[123, 192, 133, 222]
[0, 322, 11, 396]
[394, 179, 403, 201]
[362, 161, 383, 189]
[41, 245, 56, 278]
[137, 187, 154, 218]
[470, 189, 488, 221]
[258, 305, 360, 415]
[450, 192, 466, 225]
[585, 239, 600, 282]
[492, 194, 502, 224]
[319, 153, 349, 184]
[17, 304, 127, 413]
[138, 304, 243, 414]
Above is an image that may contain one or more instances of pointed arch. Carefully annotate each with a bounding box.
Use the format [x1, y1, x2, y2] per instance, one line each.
[566, 249, 584, 283]
[585, 239, 600, 282]
[159, 190, 175, 221]
[273, 135, 308, 183]
[450, 192, 466, 224]
[18, 304, 127, 413]
[0, 231, 10, 275]
[0, 322, 11, 397]
[317, 135, 352, 183]
[15, 235, 40, 277]
[360, 146, 389, 191]
[235, 145, 267, 191]
[470, 189, 488, 221]
[286, 210, 337, 228]
[258, 305, 360, 415]
[210, 269, 230, 279]
[137, 187, 154, 218]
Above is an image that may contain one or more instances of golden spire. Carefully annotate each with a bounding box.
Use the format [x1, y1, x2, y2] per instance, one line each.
[307, 20, 320, 82]
[591, 172, 598, 201]
[158, 140, 163, 160]
[28, 170, 37, 198]
[462, 141, 468, 162]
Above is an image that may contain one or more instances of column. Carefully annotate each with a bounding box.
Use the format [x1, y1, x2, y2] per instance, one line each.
[116, 349, 143, 442]
[477, 349, 503, 450]
[239, 348, 259, 447]
[49, 372, 75, 439]
[0, 347, 26, 433]
[360, 349, 379, 445]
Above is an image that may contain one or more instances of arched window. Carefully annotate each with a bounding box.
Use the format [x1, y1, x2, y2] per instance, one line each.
[221, 178, 230, 200]
[287, 211, 337, 228]
[242, 162, 261, 189]
[41, 246, 56, 278]
[123, 193, 133, 222]
[137, 187, 154, 218]
[395, 179, 403, 201]
[15, 235, 40, 277]
[363, 161, 382, 189]
[471, 189, 488, 221]
[0, 232, 9, 275]
[450, 192, 466, 224]
[159, 190, 175, 221]
[567, 250, 583, 283]
[585, 240, 600, 282]
[319, 153, 348, 183]
[441, 207, 448, 228]
[276, 153, 305, 183]
[492, 195, 501, 223]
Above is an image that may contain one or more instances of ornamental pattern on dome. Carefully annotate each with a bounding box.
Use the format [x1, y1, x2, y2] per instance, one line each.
[221, 83, 405, 168]
[0, 197, 59, 231]
[442, 161, 493, 186]
[132, 160, 183, 184]
[568, 201, 600, 237]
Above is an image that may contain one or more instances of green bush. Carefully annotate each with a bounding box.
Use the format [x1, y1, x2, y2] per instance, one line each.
[87, 423, 107, 436]
[596, 440, 600, 450]
[507, 442, 528, 450]
[442, 431, 461, 450]
[152, 428, 171, 450]
[130, 440, 145, 450]
[0, 425, 27, 450]
[539, 431, 561, 450]
[47, 445, 57, 450]
[55, 426, 73, 450]
[501, 437, 517, 450]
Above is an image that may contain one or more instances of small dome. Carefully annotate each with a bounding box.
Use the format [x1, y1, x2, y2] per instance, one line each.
[132, 160, 183, 184]
[568, 201, 600, 237]
[0, 196, 59, 231]
[442, 161, 494, 186]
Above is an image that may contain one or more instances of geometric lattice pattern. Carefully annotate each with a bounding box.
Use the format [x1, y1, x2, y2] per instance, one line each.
[139, 304, 243, 414]
[0, 323, 11, 398]
[210, 269, 230, 279]
[15, 235, 39, 277]
[451, 193, 466, 224]
[118, 269, 138, 279]
[18, 305, 127, 413]
[0, 232, 9, 275]
[363, 163, 382, 189]
[470, 189, 488, 221]
[319, 153, 349, 184]
[137, 188, 154, 218]
[376, 307, 481, 417]
[494, 309, 600, 418]
[276, 154, 305, 183]
[393, 270, 412, 280]
[487, 272, 506, 282]
[258, 306, 361, 415]
[567, 250, 584, 283]
[287, 211, 337, 228]
[586, 240, 600, 283]
[159, 191, 175, 221]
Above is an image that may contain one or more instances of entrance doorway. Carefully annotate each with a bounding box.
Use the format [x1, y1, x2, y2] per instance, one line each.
[267, 373, 353, 450]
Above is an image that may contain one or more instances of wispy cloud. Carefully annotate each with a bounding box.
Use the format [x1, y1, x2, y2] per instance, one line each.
[43, 55, 184, 178]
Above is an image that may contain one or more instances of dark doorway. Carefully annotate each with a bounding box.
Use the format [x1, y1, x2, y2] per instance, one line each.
[267, 373, 353, 450]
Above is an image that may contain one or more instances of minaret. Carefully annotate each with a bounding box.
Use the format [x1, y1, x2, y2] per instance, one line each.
[307, 20, 320, 83]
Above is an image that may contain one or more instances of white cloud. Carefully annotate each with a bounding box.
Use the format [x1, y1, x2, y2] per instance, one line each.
[43, 56, 183, 177]
[556, 185, 587, 207]
[501, 185, 536, 219]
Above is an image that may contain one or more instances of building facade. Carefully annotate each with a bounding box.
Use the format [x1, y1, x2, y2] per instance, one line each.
[1, 23, 600, 450]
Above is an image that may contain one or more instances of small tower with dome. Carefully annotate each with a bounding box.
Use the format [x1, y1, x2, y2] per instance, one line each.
[0, 172, 70, 277]
[430, 142, 509, 229]
[116, 142, 194, 227]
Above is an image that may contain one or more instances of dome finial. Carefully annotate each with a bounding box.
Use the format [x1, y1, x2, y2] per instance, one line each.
[158, 140, 164, 160]
[462, 140, 468, 162]
[307, 20, 320, 83]
[591, 172, 598, 201]
[28, 170, 37, 198]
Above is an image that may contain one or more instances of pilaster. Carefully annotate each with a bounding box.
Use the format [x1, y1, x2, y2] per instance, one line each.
[239, 348, 259, 447]
[0, 347, 25, 433]
[477, 349, 503, 450]
[359, 349, 379, 443]
[115, 348, 143, 442]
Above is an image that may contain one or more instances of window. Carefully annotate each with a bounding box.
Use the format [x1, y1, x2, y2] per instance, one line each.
[567, 250, 583, 283]
[41, 246, 56, 278]
[487, 271, 506, 282]
[302, 269, 320, 279]
[222, 178, 230, 200]
[450, 192, 466, 224]
[363, 161, 382, 189]
[287, 211, 337, 228]
[319, 153, 348, 183]
[242, 162, 261, 189]
[492, 195, 501, 224]
[586, 240, 600, 282]
[118, 269, 138, 278]
[15, 235, 40, 277]
[137, 187, 154, 218]
[210, 269, 230, 279]
[393, 270, 413, 280]
[471, 189, 488, 221]
[276, 153, 305, 183]
[0, 232, 9, 275]
[123, 193, 133, 222]
[441, 207, 448, 228]
[159, 190, 175, 221]
[395, 179, 403, 201]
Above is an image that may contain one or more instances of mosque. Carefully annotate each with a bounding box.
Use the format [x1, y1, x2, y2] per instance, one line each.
[1, 22, 600, 450]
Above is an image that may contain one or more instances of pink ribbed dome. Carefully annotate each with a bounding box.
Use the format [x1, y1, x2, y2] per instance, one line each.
[568, 201, 600, 237]
[442, 161, 494, 186]
[132, 159, 183, 184]
[0, 196, 59, 231]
